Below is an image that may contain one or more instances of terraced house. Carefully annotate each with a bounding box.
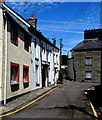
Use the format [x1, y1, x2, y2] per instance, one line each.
[0, 3, 60, 105]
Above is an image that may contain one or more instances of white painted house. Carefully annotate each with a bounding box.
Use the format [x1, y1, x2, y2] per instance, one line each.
[0, 3, 60, 105]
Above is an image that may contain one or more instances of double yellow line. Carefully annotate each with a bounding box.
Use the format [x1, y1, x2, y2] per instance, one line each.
[0, 83, 65, 118]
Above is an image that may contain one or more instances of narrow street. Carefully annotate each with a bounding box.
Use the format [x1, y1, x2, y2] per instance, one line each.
[3, 80, 98, 119]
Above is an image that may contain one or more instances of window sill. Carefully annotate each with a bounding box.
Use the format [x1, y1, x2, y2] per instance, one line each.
[23, 81, 29, 83]
[11, 82, 20, 85]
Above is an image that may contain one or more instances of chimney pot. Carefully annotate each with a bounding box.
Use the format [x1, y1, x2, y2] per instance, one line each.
[30, 14, 34, 19]
[52, 38, 56, 45]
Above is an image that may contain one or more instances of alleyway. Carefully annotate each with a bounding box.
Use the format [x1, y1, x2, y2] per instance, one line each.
[3, 80, 98, 119]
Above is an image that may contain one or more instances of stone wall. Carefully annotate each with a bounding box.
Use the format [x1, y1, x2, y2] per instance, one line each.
[67, 58, 74, 80]
[72, 51, 101, 83]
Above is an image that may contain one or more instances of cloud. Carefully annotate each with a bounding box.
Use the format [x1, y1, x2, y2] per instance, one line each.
[69, 40, 83, 44]
[39, 20, 99, 26]
[39, 28, 83, 34]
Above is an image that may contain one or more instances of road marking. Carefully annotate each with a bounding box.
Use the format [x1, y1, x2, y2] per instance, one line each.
[0, 83, 65, 118]
[87, 87, 95, 91]
[84, 92, 87, 95]
[84, 91, 98, 118]
[89, 101, 98, 118]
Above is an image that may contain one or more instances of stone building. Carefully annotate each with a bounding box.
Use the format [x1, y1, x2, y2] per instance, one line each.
[67, 57, 74, 80]
[71, 29, 102, 83]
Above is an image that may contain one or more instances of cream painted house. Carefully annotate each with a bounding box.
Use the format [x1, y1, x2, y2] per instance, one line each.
[0, 3, 60, 105]
[0, 3, 33, 105]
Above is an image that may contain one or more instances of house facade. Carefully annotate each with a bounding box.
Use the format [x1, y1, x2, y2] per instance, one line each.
[0, 3, 60, 105]
[71, 29, 102, 84]
[30, 30, 60, 90]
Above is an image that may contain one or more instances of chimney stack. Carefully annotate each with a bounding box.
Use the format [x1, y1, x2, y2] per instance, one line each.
[26, 14, 37, 29]
[52, 38, 56, 46]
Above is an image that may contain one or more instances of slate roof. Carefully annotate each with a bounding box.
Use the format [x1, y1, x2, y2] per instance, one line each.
[72, 40, 102, 51]
[0, 3, 59, 50]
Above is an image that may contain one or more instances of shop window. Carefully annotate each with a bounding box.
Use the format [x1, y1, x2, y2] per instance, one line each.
[11, 62, 19, 85]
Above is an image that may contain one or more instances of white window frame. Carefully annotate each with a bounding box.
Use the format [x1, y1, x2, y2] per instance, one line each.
[85, 71, 92, 79]
[86, 57, 92, 65]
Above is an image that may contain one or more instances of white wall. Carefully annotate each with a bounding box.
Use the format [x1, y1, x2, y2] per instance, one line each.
[0, 8, 4, 102]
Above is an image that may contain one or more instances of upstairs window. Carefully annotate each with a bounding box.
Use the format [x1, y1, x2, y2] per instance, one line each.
[86, 57, 92, 65]
[11, 62, 19, 85]
[11, 25, 18, 46]
[23, 65, 29, 83]
[24, 35, 30, 52]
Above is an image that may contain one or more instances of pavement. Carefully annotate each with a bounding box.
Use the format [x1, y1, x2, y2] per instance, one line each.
[0, 84, 61, 115]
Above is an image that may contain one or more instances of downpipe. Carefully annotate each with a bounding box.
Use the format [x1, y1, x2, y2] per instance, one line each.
[4, 11, 7, 106]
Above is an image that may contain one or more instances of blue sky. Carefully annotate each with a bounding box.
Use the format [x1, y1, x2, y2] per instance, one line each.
[6, 2, 100, 55]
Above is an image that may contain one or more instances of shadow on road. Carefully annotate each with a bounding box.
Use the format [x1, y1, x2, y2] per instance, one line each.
[70, 104, 101, 120]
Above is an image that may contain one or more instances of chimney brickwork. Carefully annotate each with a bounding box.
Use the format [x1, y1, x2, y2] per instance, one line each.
[52, 38, 56, 45]
[26, 14, 37, 29]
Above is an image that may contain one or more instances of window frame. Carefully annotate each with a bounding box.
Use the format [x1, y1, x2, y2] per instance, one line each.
[35, 65, 40, 86]
[10, 62, 20, 85]
[11, 24, 18, 46]
[85, 57, 92, 66]
[23, 65, 29, 83]
[24, 34, 30, 52]
[85, 71, 92, 80]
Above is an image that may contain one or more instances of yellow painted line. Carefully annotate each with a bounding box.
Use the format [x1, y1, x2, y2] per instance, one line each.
[89, 101, 98, 118]
[84, 91, 98, 118]
[0, 83, 65, 118]
[84, 92, 87, 95]
[87, 87, 95, 91]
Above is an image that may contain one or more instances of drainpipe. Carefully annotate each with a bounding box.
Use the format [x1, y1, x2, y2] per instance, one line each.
[4, 12, 7, 105]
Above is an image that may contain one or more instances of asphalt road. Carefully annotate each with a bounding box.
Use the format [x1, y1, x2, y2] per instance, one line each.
[3, 80, 98, 119]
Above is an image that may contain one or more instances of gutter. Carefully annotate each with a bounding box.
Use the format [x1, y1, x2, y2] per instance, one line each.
[4, 11, 7, 105]
[2, 4, 30, 27]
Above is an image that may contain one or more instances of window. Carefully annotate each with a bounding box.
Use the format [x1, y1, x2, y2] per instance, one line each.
[11, 25, 18, 45]
[11, 62, 19, 85]
[24, 35, 30, 52]
[86, 58, 92, 65]
[35, 65, 40, 86]
[23, 65, 29, 83]
[85, 71, 92, 79]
